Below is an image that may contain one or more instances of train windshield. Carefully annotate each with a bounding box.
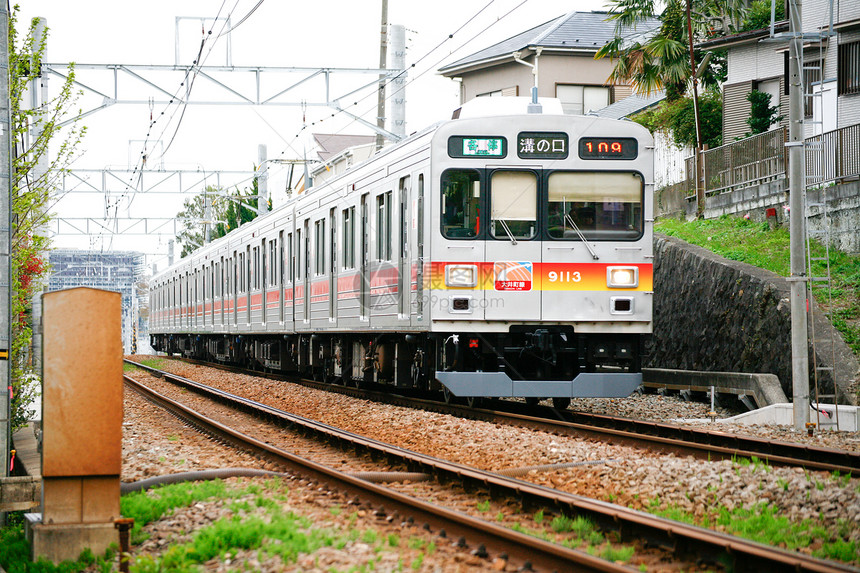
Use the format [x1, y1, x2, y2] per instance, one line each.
[547, 171, 643, 240]
[490, 171, 537, 240]
[441, 169, 480, 238]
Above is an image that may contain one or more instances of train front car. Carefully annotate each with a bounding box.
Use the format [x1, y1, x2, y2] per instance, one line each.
[429, 109, 653, 407]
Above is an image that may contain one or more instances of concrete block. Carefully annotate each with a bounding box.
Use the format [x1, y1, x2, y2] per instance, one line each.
[0, 476, 41, 511]
[27, 516, 118, 565]
[41, 477, 81, 524]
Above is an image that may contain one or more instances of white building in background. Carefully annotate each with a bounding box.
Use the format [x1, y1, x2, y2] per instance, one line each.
[47, 249, 149, 354]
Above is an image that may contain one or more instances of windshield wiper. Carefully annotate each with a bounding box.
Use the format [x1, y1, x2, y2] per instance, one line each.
[497, 219, 518, 245]
[564, 214, 599, 260]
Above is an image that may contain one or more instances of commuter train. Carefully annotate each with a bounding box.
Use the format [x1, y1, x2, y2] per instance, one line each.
[149, 98, 654, 408]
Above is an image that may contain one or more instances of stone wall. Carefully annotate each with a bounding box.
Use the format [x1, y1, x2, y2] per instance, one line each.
[650, 234, 859, 405]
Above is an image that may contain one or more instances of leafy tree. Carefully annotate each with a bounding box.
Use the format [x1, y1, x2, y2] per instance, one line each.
[176, 177, 268, 258]
[741, 0, 785, 31]
[8, 9, 86, 430]
[745, 90, 782, 136]
[631, 90, 723, 149]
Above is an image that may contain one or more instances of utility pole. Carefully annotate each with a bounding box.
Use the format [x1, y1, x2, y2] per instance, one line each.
[257, 144, 268, 215]
[685, 0, 705, 218]
[0, 3, 13, 527]
[375, 0, 388, 151]
[787, 0, 810, 432]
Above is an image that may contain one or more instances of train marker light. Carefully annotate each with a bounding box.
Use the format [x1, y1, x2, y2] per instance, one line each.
[607, 266, 638, 288]
[445, 264, 478, 288]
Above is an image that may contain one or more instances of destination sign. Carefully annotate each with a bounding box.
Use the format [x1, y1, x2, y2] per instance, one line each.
[578, 137, 638, 160]
[517, 132, 569, 159]
[448, 136, 507, 158]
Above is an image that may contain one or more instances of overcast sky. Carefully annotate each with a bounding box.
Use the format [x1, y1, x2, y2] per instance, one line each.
[16, 0, 609, 270]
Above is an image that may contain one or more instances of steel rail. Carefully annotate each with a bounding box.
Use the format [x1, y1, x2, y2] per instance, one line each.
[125, 360, 859, 572]
[165, 357, 860, 475]
[167, 357, 860, 476]
[123, 372, 629, 573]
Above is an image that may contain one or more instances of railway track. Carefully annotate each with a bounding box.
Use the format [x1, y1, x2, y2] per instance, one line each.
[172, 357, 860, 477]
[124, 359, 858, 572]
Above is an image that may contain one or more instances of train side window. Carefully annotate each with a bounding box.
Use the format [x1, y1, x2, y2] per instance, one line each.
[296, 229, 302, 280]
[489, 170, 537, 240]
[547, 171, 643, 240]
[287, 232, 293, 283]
[440, 169, 480, 239]
[315, 218, 326, 275]
[342, 207, 355, 269]
[376, 192, 392, 260]
[269, 239, 278, 286]
[253, 246, 260, 290]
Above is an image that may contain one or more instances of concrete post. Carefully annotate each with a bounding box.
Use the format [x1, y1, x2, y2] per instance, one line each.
[388, 25, 406, 139]
[375, 0, 388, 151]
[788, 0, 810, 431]
[0, 3, 14, 528]
[257, 144, 268, 215]
[30, 288, 122, 563]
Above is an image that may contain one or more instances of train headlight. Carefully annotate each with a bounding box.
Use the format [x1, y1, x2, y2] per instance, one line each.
[607, 266, 638, 288]
[446, 264, 478, 288]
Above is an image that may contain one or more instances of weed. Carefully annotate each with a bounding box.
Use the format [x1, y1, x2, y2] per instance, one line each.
[476, 500, 490, 512]
[387, 533, 400, 547]
[410, 553, 424, 570]
[533, 509, 544, 524]
[600, 542, 635, 562]
[777, 478, 789, 491]
[548, 514, 571, 533]
[496, 512, 505, 522]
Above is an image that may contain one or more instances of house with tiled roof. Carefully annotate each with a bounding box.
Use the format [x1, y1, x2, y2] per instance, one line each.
[438, 11, 660, 114]
[699, 0, 860, 143]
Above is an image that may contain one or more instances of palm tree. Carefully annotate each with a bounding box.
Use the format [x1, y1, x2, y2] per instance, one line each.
[596, 0, 743, 100]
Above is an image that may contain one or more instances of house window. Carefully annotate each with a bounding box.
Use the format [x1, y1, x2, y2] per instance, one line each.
[838, 40, 860, 96]
[755, 79, 783, 127]
[556, 84, 610, 115]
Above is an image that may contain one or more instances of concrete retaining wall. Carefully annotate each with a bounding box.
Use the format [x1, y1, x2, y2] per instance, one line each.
[650, 234, 859, 405]
[658, 179, 860, 255]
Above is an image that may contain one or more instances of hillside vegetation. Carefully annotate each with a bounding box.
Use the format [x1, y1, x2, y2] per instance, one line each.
[655, 216, 860, 357]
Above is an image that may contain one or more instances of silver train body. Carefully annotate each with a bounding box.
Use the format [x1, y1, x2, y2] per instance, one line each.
[150, 107, 654, 404]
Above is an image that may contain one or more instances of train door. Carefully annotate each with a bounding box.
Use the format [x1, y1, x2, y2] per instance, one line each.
[360, 193, 370, 320]
[287, 231, 294, 326]
[219, 258, 224, 327]
[260, 238, 267, 326]
[329, 208, 337, 321]
[232, 252, 238, 327]
[245, 246, 252, 325]
[294, 228, 302, 325]
[416, 174, 425, 321]
[303, 219, 310, 323]
[483, 169, 542, 321]
[279, 231, 285, 325]
[398, 176, 410, 320]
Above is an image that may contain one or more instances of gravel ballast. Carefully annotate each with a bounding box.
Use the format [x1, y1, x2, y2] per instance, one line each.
[119, 357, 860, 570]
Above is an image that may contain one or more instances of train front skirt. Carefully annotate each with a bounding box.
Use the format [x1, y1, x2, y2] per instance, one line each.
[434, 371, 642, 398]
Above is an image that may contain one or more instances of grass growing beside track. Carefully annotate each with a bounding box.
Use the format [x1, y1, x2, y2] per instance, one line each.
[656, 215, 860, 360]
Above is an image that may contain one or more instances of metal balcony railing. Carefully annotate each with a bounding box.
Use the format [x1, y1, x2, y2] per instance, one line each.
[682, 122, 860, 197]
